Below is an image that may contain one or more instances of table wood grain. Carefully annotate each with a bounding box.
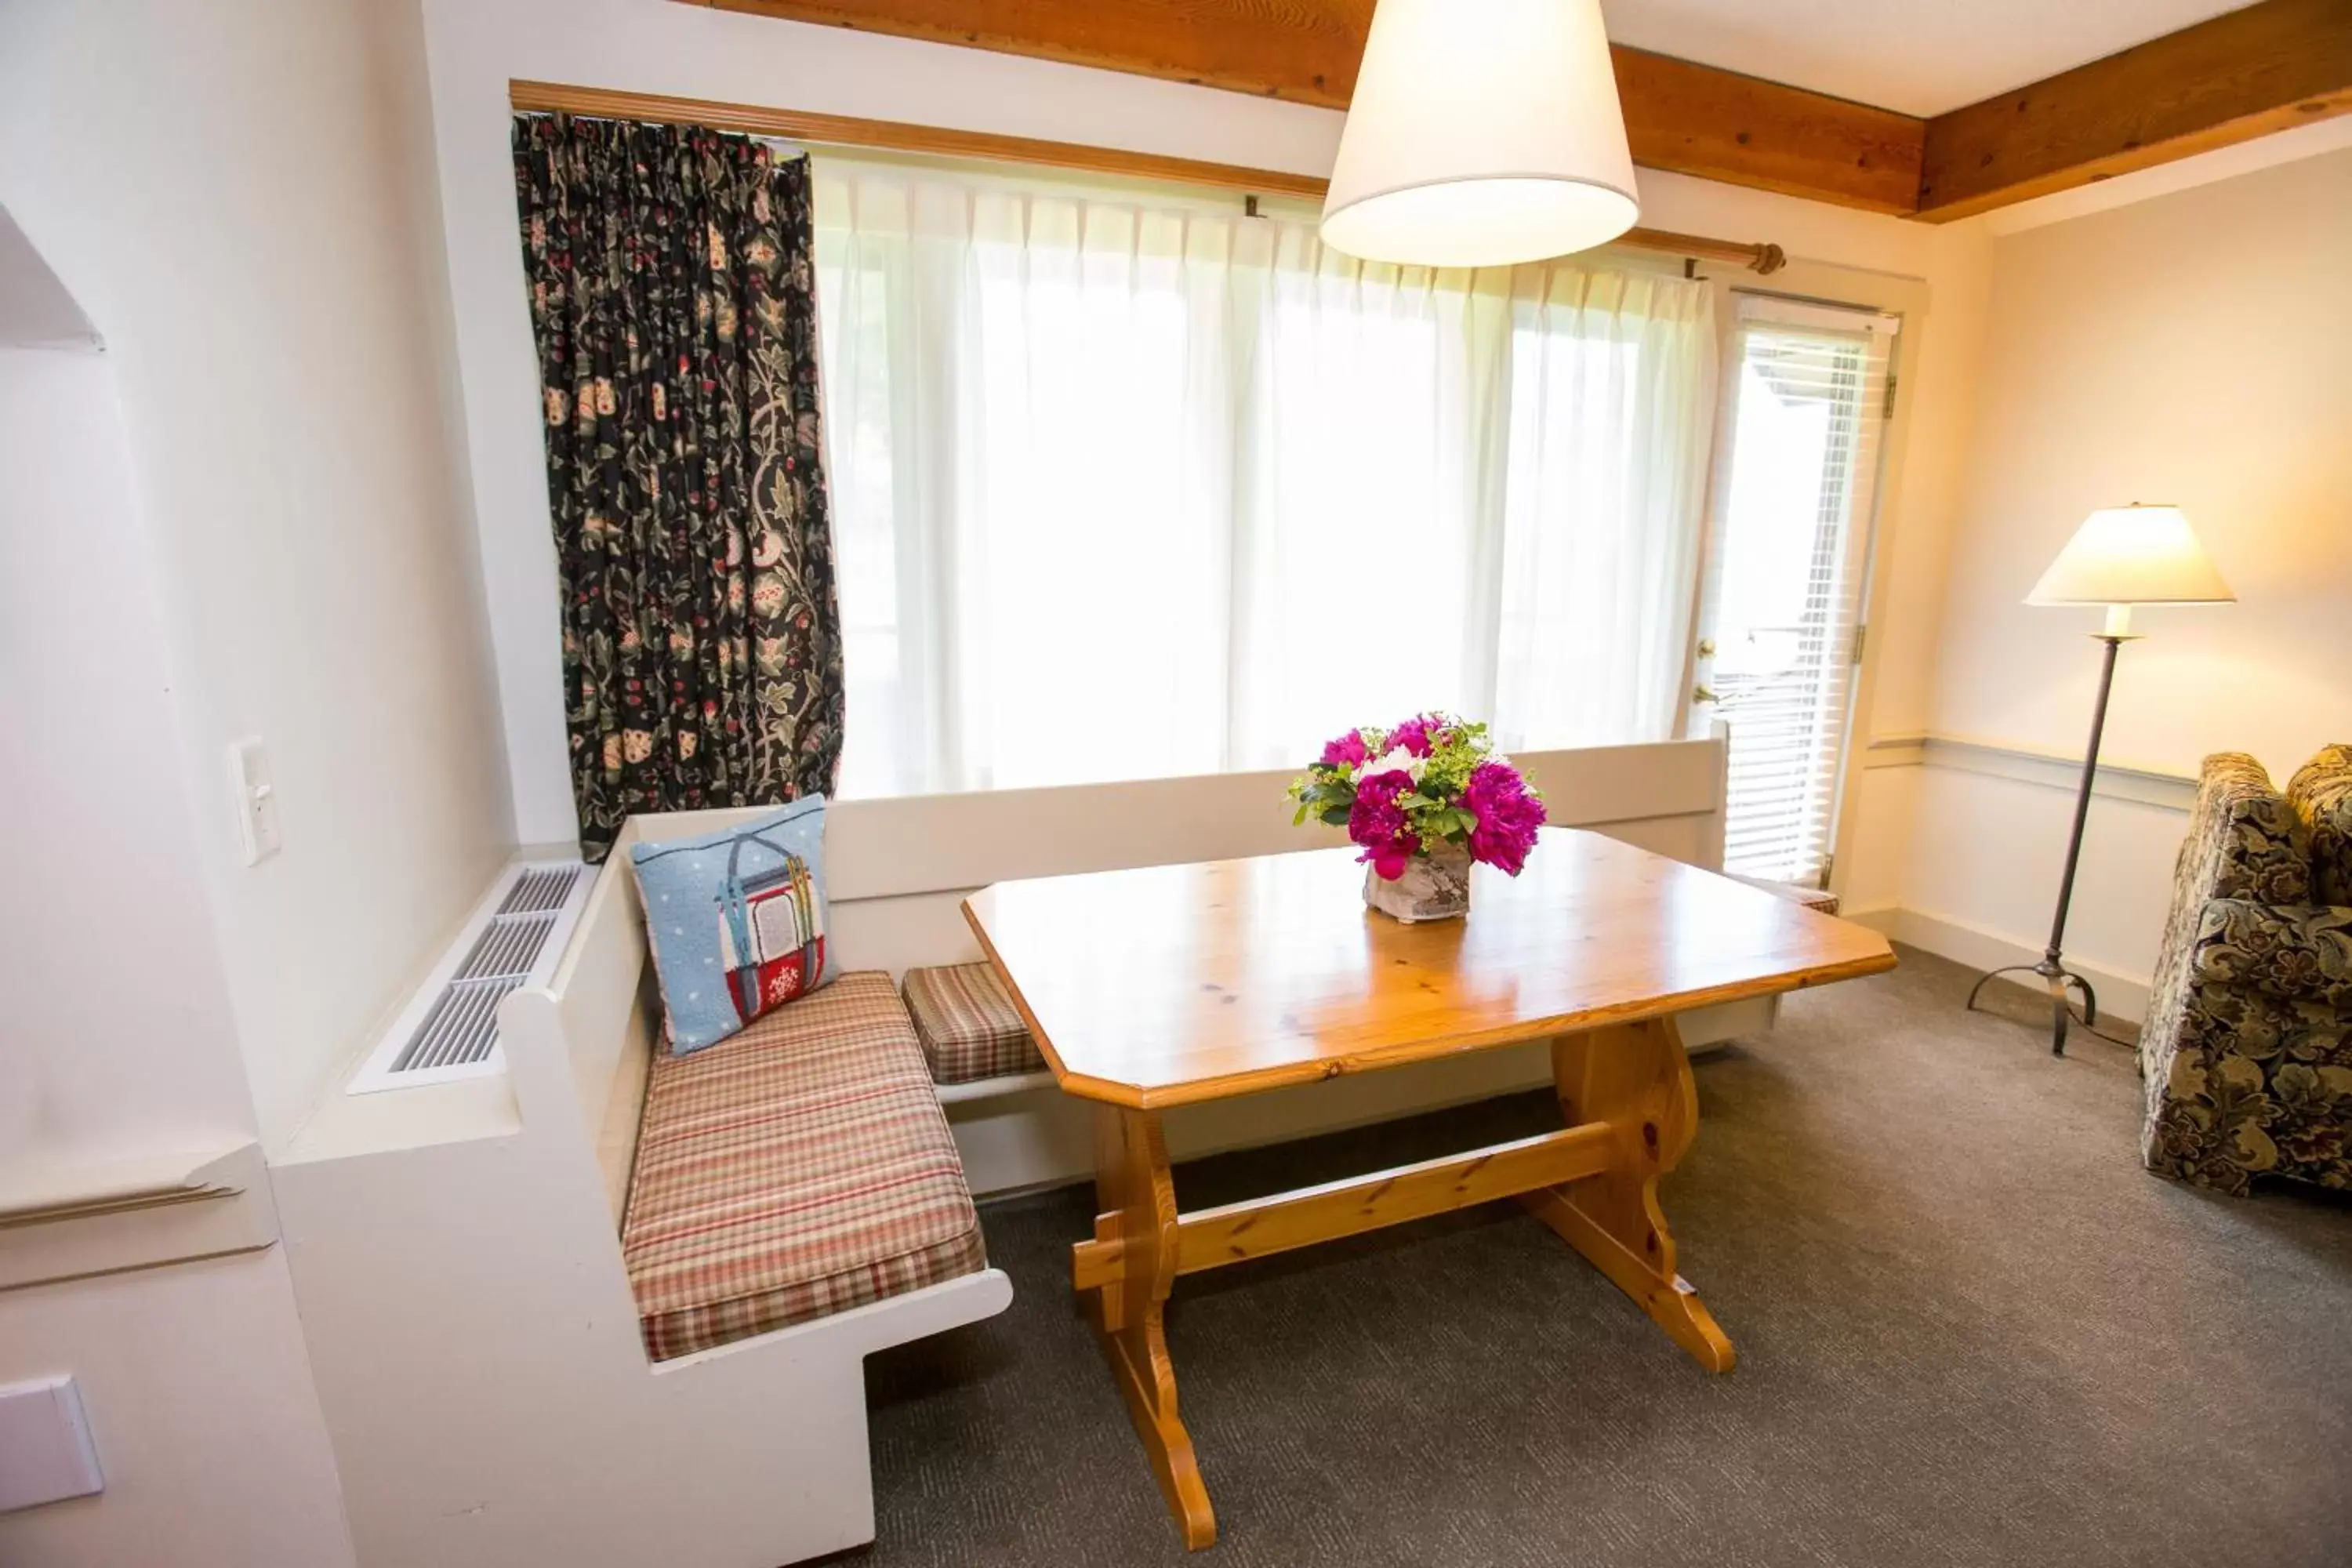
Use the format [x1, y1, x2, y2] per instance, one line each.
[963, 827, 1896, 1109]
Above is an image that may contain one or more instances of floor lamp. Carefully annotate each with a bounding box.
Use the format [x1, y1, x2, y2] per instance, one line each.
[1964, 503, 2235, 1054]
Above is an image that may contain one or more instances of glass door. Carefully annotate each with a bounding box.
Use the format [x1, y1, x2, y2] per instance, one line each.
[1691, 294, 1897, 886]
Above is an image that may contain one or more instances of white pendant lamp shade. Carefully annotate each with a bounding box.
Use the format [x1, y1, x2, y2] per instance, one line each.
[1321, 0, 1639, 269]
[2027, 505, 2236, 607]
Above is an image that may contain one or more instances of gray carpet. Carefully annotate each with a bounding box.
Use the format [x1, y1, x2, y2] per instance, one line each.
[856, 946, 2352, 1567]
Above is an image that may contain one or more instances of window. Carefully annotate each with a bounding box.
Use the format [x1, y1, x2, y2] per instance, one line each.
[1691, 296, 1897, 884]
[811, 155, 1718, 798]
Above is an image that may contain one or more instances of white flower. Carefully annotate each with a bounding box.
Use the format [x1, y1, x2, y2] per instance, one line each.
[1362, 746, 1425, 782]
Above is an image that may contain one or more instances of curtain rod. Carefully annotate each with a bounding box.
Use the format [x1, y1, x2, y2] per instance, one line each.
[510, 81, 1788, 276]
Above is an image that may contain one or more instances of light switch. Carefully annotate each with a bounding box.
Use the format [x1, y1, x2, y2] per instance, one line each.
[229, 737, 283, 866]
[0, 1376, 103, 1512]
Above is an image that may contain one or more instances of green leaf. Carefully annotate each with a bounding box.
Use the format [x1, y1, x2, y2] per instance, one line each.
[1319, 805, 1351, 826]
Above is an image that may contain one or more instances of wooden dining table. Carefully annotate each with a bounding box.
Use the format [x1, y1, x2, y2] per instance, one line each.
[962, 827, 1896, 1551]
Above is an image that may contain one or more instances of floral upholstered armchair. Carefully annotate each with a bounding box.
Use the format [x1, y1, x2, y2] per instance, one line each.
[2141, 745, 2352, 1194]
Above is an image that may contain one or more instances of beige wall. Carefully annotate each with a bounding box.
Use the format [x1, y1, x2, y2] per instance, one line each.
[1869, 146, 2352, 1009]
[1935, 147, 2350, 773]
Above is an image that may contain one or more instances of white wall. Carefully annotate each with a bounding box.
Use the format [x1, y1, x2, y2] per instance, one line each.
[416, 0, 1995, 851]
[1882, 146, 2352, 1004]
[0, 1252, 356, 1568]
[0, 210, 93, 350]
[0, 0, 514, 1149]
[0, 1250, 353, 1568]
[0, 349, 259, 1162]
[0, 341, 354, 1566]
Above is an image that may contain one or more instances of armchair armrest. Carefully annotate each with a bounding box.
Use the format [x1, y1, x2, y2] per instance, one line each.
[2198, 755, 2312, 906]
[2190, 898, 2352, 1009]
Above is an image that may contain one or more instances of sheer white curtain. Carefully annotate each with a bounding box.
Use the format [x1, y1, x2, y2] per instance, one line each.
[812, 155, 1716, 797]
[1490, 269, 1719, 747]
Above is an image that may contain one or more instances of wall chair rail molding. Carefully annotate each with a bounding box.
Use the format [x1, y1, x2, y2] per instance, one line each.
[671, 0, 2352, 221]
[1862, 732, 2198, 814]
[0, 1142, 278, 1294]
[506, 82, 1789, 274]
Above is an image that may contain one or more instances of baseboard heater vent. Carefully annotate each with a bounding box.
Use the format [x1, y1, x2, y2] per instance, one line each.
[346, 859, 593, 1094]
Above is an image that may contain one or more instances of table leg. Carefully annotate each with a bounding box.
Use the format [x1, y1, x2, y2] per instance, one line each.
[1519, 1018, 1737, 1374]
[1081, 1105, 1217, 1550]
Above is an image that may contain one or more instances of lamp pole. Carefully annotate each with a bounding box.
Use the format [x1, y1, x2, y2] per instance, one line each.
[1984, 504, 2234, 1054]
[1965, 625, 2131, 1055]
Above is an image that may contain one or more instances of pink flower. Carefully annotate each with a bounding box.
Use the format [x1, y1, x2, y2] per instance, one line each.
[1390, 715, 1438, 757]
[1353, 769, 1412, 814]
[1461, 761, 1546, 876]
[1348, 770, 1419, 880]
[1319, 728, 1370, 769]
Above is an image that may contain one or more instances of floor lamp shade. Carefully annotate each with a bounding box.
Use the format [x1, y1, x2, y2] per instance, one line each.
[1320, 0, 1639, 269]
[2026, 505, 2236, 608]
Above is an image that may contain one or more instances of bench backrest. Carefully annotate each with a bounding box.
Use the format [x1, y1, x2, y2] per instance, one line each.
[535, 737, 1730, 1224]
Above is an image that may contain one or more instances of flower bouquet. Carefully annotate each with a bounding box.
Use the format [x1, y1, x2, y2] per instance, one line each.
[1287, 714, 1547, 923]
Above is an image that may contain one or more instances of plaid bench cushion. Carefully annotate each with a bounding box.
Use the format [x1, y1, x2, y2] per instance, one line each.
[622, 971, 986, 1361]
[902, 962, 1046, 1084]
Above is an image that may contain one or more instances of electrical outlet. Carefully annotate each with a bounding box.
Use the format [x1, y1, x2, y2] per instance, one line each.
[229, 737, 282, 866]
[0, 1376, 103, 1512]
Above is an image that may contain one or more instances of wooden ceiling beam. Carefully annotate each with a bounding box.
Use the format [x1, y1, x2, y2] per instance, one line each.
[1915, 0, 2352, 222]
[700, 0, 1368, 107]
[681, 0, 2352, 225]
[1612, 46, 1921, 213]
[688, 0, 1926, 214]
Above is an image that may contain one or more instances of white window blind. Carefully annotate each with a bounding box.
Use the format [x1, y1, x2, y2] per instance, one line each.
[1696, 293, 1897, 885]
[809, 154, 1719, 798]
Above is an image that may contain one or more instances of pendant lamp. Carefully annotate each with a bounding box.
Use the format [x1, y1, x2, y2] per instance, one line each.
[1321, 0, 1639, 268]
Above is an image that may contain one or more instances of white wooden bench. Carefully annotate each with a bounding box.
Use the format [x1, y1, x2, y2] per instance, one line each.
[274, 734, 1766, 1568]
[502, 834, 1014, 1563]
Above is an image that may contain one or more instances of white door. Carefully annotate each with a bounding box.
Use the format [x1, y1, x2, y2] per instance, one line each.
[1691, 294, 1898, 887]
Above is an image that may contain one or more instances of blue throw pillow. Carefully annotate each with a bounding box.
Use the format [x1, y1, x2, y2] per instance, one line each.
[629, 797, 835, 1054]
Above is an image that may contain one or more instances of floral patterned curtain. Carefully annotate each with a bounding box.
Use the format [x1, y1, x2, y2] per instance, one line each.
[512, 114, 843, 859]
